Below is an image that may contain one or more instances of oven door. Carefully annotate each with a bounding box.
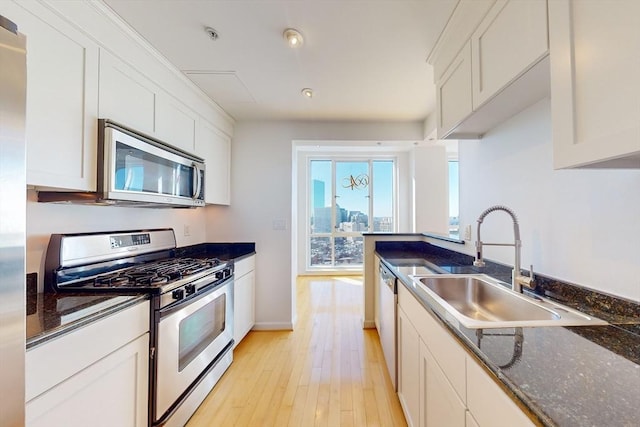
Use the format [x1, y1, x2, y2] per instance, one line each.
[155, 277, 233, 419]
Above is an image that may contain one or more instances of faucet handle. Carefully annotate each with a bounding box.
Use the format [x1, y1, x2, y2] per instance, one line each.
[515, 265, 536, 290]
[523, 265, 536, 289]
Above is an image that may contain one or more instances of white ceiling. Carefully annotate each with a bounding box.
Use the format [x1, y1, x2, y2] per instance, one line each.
[102, 0, 458, 122]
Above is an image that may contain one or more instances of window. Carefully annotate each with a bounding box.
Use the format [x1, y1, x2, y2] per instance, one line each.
[309, 158, 395, 269]
[448, 160, 459, 236]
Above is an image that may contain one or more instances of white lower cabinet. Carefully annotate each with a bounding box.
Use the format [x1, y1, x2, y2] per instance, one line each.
[397, 285, 535, 427]
[233, 255, 255, 347]
[466, 411, 480, 427]
[421, 341, 465, 427]
[26, 301, 150, 427]
[397, 306, 420, 427]
[466, 355, 535, 427]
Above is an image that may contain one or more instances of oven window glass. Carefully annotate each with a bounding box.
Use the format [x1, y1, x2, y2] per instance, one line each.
[178, 294, 226, 371]
[114, 141, 195, 198]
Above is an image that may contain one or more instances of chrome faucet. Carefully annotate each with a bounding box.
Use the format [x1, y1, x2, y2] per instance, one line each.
[473, 205, 534, 293]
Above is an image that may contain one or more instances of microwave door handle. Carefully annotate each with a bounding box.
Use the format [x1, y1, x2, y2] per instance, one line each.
[192, 163, 202, 199]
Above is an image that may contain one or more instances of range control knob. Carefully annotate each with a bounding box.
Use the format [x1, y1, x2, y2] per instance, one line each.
[172, 289, 185, 300]
[185, 284, 196, 295]
[215, 271, 224, 280]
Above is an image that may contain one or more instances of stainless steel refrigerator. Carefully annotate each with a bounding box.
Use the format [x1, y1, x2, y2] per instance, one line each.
[0, 13, 26, 427]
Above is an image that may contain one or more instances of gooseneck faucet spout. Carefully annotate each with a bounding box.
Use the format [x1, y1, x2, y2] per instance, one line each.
[473, 205, 534, 293]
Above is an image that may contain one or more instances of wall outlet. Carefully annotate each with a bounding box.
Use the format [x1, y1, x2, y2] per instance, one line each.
[183, 224, 191, 237]
[464, 224, 472, 240]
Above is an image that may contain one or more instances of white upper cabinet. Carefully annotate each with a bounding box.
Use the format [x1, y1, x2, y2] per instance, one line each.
[196, 118, 230, 205]
[437, 41, 473, 138]
[549, 0, 640, 168]
[156, 92, 198, 154]
[98, 49, 156, 137]
[471, 0, 548, 108]
[430, 0, 550, 139]
[8, 0, 235, 193]
[4, 0, 99, 191]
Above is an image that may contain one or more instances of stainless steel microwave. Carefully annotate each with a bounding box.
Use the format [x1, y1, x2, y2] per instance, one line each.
[39, 120, 205, 208]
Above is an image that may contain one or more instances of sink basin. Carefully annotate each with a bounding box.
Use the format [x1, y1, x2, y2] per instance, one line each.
[409, 274, 608, 329]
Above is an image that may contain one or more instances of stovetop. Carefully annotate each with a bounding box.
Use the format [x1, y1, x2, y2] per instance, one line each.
[92, 257, 223, 289]
[44, 229, 234, 297]
[50, 255, 229, 296]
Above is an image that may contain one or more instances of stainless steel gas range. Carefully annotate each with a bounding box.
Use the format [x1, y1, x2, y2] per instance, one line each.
[44, 229, 234, 427]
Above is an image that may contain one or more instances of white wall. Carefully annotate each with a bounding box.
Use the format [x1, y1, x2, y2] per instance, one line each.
[412, 145, 449, 234]
[206, 120, 424, 329]
[26, 190, 207, 291]
[456, 99, 640, 302]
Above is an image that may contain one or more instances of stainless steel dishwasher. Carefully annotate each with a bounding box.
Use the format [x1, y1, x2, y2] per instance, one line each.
[378, 262, 397, 390]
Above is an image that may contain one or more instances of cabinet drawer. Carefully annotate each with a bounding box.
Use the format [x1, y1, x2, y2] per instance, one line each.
[26, 301, 150, 401]
[235, 255, 255, 278]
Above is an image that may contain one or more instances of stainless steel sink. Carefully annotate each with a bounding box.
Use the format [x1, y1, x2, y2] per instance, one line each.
[409, 274, 608, 329]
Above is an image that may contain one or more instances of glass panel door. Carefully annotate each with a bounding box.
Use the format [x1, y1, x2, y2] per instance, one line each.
[309, 159, 395, 269]
[334, 161, 369, 266]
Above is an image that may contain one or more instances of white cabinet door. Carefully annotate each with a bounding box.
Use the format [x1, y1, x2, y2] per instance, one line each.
[26, 333, 149, 427]
[397, 306, 420, 427]
[437, 41, 473, 138]
[156, 92, 197, 154]
[421, 340, 465, 427]
[233, 256, 255, 347]
[466, 355, 535, 427]
[196, 119, 231, 205]
[471, 0, 548, 108]
[433, 0, 549, 139]
[549, 0, 640, 168]
[98, 49, 157, 136]
[4, 0, 99, 191]
[466, 411, 480, 427]
[25, 301, 150, 427]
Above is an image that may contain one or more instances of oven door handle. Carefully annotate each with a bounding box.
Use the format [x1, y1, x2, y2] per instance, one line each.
[159, 275, 233, 319]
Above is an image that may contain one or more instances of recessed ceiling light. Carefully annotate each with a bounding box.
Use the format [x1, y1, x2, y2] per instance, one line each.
[205, 27, 219, 41]
[284, 28, 304, 48]
[301, 88, 313, 98]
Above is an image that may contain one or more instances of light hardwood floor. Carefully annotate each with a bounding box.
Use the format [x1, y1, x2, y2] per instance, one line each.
[186, 276, 407, 427]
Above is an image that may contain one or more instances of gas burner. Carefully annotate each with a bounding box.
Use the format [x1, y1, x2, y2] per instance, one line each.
[95, 274, 131, 287]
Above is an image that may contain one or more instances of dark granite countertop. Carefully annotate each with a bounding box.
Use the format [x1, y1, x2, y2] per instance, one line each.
[176, 242, 256, 263]
[376, 240, 640, 427]
[27, 242, 255, 349]
[26, 293, 147, 349]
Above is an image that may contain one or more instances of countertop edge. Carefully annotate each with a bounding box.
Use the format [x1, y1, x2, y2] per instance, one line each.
[26, 294, 148, 350]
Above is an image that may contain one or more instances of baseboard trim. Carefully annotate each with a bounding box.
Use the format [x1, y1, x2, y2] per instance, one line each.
[252, 322, 294, 331]
[362, 320, 376, 329]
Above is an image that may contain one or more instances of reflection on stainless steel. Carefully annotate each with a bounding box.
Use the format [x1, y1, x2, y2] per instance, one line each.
[410, 274, 608, 329]
[0, 14, 27, 426]
[477, 328, 523, 369]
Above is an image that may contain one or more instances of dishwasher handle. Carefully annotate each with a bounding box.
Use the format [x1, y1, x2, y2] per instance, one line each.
[379, 264, 397, 294]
